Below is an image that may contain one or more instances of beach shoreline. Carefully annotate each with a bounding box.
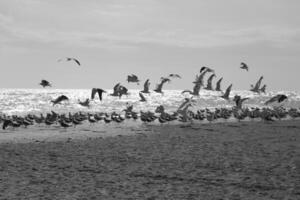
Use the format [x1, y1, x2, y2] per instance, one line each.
[0, 120, 299, 199]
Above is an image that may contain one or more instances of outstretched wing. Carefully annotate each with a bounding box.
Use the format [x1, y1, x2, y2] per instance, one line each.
[91, 88, 97, 100]
[97, 89, 105, 101]
[72, 58, 81, 66]
[139, 92, 146, 101]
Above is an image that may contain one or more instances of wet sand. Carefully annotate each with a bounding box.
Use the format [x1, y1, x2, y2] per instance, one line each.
[0, 120, 299, 199]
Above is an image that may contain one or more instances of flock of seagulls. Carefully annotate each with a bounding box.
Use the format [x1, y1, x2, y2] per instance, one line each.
[1, 58, 298, 130]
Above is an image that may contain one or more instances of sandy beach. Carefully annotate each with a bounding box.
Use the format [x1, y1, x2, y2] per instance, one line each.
[0, 120, 299, 199]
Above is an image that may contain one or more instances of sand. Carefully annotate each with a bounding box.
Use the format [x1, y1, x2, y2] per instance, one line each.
[0, 120, 299, 199]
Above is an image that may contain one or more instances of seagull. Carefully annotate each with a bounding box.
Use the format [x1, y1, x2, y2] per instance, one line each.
[78, 98, 90, 108]
[58, 57, 81, 66]
[240, 62, 249, 71]
[51, 95, 69, 106]
[141, 79, 150, 94]
[110, 84, 129, 98]
[200, 66, 215, 74]
[154, 77, 171, 94]
[127, 74, 140, 84]
[182, 81, 201, 96]
[259, 85, 267, 94]
[221, 84, 233, 100]
[250, 76, 264, 93]
[233, 95, 249, 109]
[169, 74, 181, 79]
[39, 80, 52, 88]
[91, 88, 106, 101]
[215, 77, 223, 92]
[265, 94, 288, 105]
[204, 74, 216, 90]
[139, 92, 147, 102]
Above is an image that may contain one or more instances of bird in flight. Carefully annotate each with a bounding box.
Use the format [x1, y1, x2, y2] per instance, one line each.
[141, 79, 150, 94]
[78, 98, 90, 108]
[39, 80, 52, 88]
[127, 74, 140, 84]
[240, 62, 249, 71]
[221, 84, 233, 100]
[265, 94, 288, 105]
[51, 95, 69, 106]
[168, 74, 181, 79]
[58, 57, 81, 66]
[154, 77, 171, 94]
[200, 66, 215, 74]
[139, 92, 147, 102]
[91, 88, 106, 101]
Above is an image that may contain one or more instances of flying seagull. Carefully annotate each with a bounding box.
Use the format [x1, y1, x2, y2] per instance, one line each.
[240, 62, 249, 71]
[154, 77, 171, 94]
[51, 95, 69, 106]
[250, 76, 264, 93]
[200, 66, 215, 74]
[204, 74, 216, 90]
[91, 88, 106, 101]
[265, 94, 288, 105]
[110, 83, 129, 98]
[221, 84, 233, 100]
[168, 74, 181, 79]
[127, 74, 140, 84]
[215, 77, 223, 92]
[141, 79, 150, 94]
[39, 79, 52, 88]
[233, 95, 249, 109]
[58, 57, 81, 66]
[139, 92, 147, 102]
[78, 98, 90, 108]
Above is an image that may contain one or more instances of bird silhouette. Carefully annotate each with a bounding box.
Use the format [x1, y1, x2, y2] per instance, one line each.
[221, 84, 233, 100]
[215, 77, 223, 91]
[139, 92, 147, 102]
[250, 76, 264, 93]
[154, 77, 171, 94]
[141, 79, 150, 94]
[240, 62, 249, 71]
[233, 95, 249, 109]
[39, 80, 52, 88]
[78, 98, 90, 108]
[91, 88, 106, 101]
[127, 74, 140, 84]
[265, 94, 288, 105]
[58, 57, 81, 66]
[204, 74, 216, 90]
[169, 74, 181, 79]
[51, 95, 69, 105]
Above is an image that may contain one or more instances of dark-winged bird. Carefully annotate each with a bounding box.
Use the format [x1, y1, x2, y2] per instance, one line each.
[110, 83, 129, 98]
[259, 84, 267, 94]
[139, 92, 147, 102]
[51, 95, 69, 105]
[78, 98, 90, 107]
[204, 74, 216, 90]
[233, 95, 249, 109]
[265, 94, 288, 105]
[58, 57, 81, 66]
[91, 88, 106, 101]
[250, 76, 263, 93]
[200, 66, 215, 74]
[154, 77, 171, 94]
[141, 79, 150, 94]
[240, 62, 249, 71]
[127, 74, 140, 84]
[215, 77, 223, 91]
[169, 74, 181, 79]
[40, 80, 52, 88]
[221, 84, 233, 100]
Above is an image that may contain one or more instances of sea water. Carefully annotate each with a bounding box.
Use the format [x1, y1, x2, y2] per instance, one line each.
[0, 89, 299, 116]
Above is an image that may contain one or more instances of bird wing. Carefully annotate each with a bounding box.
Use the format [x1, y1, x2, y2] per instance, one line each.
[91, 88, 97, 100]
[200, 67, 206, 73]
[72, 58, 81, 66]
[139, 92, 146, 101]
[97, 89, 105, 101]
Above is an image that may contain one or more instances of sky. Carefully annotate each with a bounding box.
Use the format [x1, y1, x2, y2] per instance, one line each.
[0, 0, 299, 91]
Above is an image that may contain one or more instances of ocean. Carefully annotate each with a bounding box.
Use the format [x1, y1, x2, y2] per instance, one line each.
[0, 89, 299, 116]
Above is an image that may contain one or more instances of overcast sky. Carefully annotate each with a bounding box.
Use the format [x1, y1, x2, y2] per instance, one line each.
[0, 0, 299, 91]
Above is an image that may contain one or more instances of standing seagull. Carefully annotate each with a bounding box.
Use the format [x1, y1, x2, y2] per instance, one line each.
[91, 88, 106, 101]
[58, 57, 81, 66]
[240, 62, 249, 71]
[265, 94, 288, 105]
[39, 80, 52, 88]
[215, 77, 223, 91]
[221, 84, 233, 100]
[141, 79, 150, 94]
